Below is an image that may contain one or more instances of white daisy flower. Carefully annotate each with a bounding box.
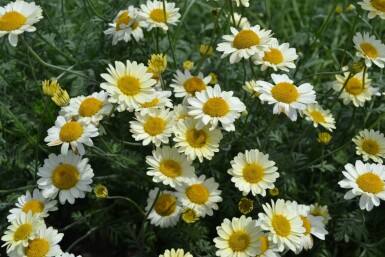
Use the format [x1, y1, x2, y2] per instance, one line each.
[146, 188, 181, 228]
[100, 60, 157, 112]
[233, 0, 250, 7]
[253, 39, 298, 72]
[170, 69, 211, 99]
[242, 80, 262, 99]
[146, 146, 196, 188]
[228, 149, 279, 197]
[258, 199, 306, 252]
[187, 84, 246, 132]
[358, 0, 385, 20]
[159, 249, 193, 257]
[303, 104, 336, 132]
[255, 233, 281, 257]
[137, 90, 173, 114]
[20, 226, 64, 257]
[309, 203, 331, 225]
[175, 175, 222, 217]
[213, 215, 262, 257]
[333, 67, 375, 107]
[7, 189, 58, 222]
[37, 151, 94, 205]
[353, 129, 385, 163]
[130, 108, 174, 147]
[139, 0, 181, 31]
[217, 24, 273, 64]
[58, 253, 82, 257]
[353, 32, 385, 68]
[231, 12, 250, 29]
[60, 91, 113, 125]
[173, 104, 190, 121]
[104, 6, 145, 45]
[339, 160, 385, 211]
[0, 1, 43, 46]
[256, 74, 317, 121]
[45, 116, 99, 155]
[1, 212, 45, 254]
[173, 118, 223, 162]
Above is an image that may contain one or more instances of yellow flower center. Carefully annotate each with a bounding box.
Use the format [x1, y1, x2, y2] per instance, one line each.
[242, 163, 264, 183]
[228, 231, 250, 251]
[159, 159, 182, 178]
[13, 224, 32, 242]
[0, 11, 27, 31]
[360, 42, 378, 58]
[272, 214, 291, 237]
[202, 97, 229, 117]
[115, 11, 139, 31]
[361, 139, 380, 155]
[51, 164, 79, 190]
[263, 48, 284, 64]
[117, 75, 141, 96]
[186, 184, 209, 204]
[186, 128, 207, 148]
[372, 0, 385, 11]
[183, 77, 207, 96]
[154, 194, 177, 216]
[345, 77, 364, 95]
[356, 173, 384, 194]
[238, 197, 253, 214]
[22, 200, 44, 214]
[143, 117, 166, 136]
[300, 216, 312, 236]
[309, 110, 325, 123]
[233, 30, 260, 49]
[149, 8, 169, 23]
[79, 97, 103, 117]
[257, 236, 269, 256]
[271, 82, 299, 104]
[24, 238, 50, 257]
[181, 208, 199, 223]
[59, 121, 84, 142]
[140, 98, 159, 108]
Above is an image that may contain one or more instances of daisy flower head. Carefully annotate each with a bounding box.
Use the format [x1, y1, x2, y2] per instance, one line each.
[187, 84, 246, 131]
[146, 188, 181, 228]
[309, 203, 331, 225]
[353, 129, 385, 163]
[233, 0, 250, 7]
[228, 149, 279, 197]
[253, 39, 298, 72]
[1, 211, 45, 254]
[7, 189, 58, 222]
[0, 1, 43, 46]
[45, 116, 98, 155]
[139, 0, 181, 31]
[100, 60, 157, 112]
[232, 12, 250, 29]
[255, 232, 281, 257]
[173, 118, 223, 162]
[243, 80, 262, 98]
[137, 90, 173, 114]
[104, 6, 144, 45]
[258, 199, 305, 252]
[339, 160, 385, 211]
[37, 151, 94, 204]
[216, 24, 273, 64]
[170, 69, 211, 99]
[353, 32, 385, 68]
[159, 249, 193, 257]
[60, 91, 113, 125]
[333, 67, 375, 107]
[213, 215, 262, 257]
[21, 226, 63, 257]
[173, 104, 190, 122]
[175, 175, 222, 217]
[358, 0, 385, 19]
[257, 74, 317, 121]
[303, 104, 336, 132]
[146, 146, 196, 188]
[130, 108, 174, 147]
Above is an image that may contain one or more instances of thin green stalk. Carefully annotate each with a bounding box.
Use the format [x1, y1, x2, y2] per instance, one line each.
[66, 227, 98, 252]
[263, 115, 279, 150]
[249, 59, 257, 80]
[139, 189, 160, 245]
[368, 113, 385, 129]
[294, 71, 343, 84]
[107, 196, 145, 216]
[162, 0, 177, 69]
[36, 32, 76, 63]
[85, 0, 110, 22]
[339, 12, 359, 70]
[156, 27, 160, 53]
[0, 185, 36, 194]
[228, 0, 236, 25]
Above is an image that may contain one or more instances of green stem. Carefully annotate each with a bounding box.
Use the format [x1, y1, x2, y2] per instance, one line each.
[228, 0, 236, 25]
[263, 115, 279, 150]
[85, 0, 110, 22]
[66, 227, 98, 252]
[0, 185, 36, 194]
[107, 196, 144, 216]
[294, 71, 343, 84]
[339, 12, 359, 70]
[162, 0, 177, 69]
[249, 59, 258, 80]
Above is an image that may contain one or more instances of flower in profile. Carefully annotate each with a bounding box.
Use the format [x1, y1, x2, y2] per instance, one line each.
[183, 60, 194, 70]
[309, 203, 331, 225]
[303, 104, 336, 132]
[181, 208, 199, 223]
[213, 215, 262, 257]
[170, 69, 211, 99]
[94, 184, 108, 199]
[45, 116, 99, 155]
[255, 232, 281, 257]
[137, 90, 173, 114]
[37, 151, 94, 204]
[199, 44, 214, 57]
[209, 72, 218, 85]
[353, 129, 385, 163]
[159, 249, 193, 257]
[217, 24, 272, 64]
[173, 104, 190, 121]
[317, 132, 332, 145]
[52, 88, 70, 107]
[231, 12, 250, 29]
[148, 54, 167, 73]
[42, 80, 60, 97]
[243, 80, 261, 98]
[0, 1, 43, 46]
[256, 74, 316, 121]
[339, 160, 385, 211]
[139, 0, 181, 31]
[104, 6, 144, 45]
[353, 32, 385, 68]
[146, 188, 181, 228]
[238, 197, 253, 215]
[358, 0, 385, 19]
[233, 0, 250, 7]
